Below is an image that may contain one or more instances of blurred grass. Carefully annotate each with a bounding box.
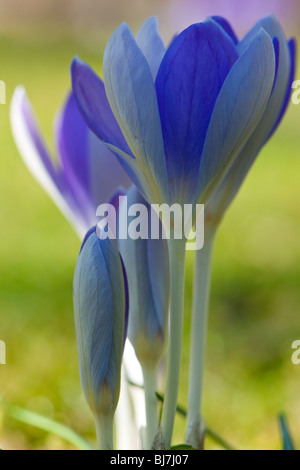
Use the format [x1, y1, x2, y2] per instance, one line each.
[0, 27, 299, 450]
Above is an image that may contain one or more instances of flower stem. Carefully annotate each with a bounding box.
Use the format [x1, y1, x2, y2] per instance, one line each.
[95, 413, 114, 450]
[185, 225, 216, 448]
[143, 365, 159, 449]
[160, 237, 186, 449]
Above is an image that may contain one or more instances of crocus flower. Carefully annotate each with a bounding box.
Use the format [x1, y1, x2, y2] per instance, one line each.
[71, 15, 277, 449]
[10, 86, 140, 450]
[185, 15, 296, 449]
[73, 226, 128, 449]
[117, 185, 170, 448]
[10, 86, 131, 239]
[72, 16, 276, 218]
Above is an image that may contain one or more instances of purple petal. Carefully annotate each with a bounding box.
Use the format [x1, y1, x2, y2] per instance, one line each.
[55, 91, 90, 197]
[10, 87, 94, 237]
[71, 57, 132, 156]
[56, 90, 132, 229]
[211, 16, 239, 44]
[20, 89, 63, 189]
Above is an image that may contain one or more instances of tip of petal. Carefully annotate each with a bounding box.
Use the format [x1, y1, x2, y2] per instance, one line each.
[10, 85, 28, 119]
[80, 226, 97, 254]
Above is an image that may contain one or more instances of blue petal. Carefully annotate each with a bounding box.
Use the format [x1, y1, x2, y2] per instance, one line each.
[87, 131, 132, 209]
[135, 17, 166, 80]
[237, 14, 288, 55]
[117, 186, 169, 363]
[103, 23, 168, 205]
[269, 38, 297, 137]
[211, 16, 239, 44]
[80, 225, 97, 253]
[74, 232, 113, 410]
[146, 221, 169, 338]
[208, 34, 294, 218]
[73, 231, 126, 413]
[99, 236, 128, 392]
[197, 29, 276, 204]
[56, 91, 131, 225]
[237, 16, 294, 141]
[56, 91, 90, 195]
[155, 20, 238, 203]
[104, 142, 155, 204]
[71, 57, 132, 156]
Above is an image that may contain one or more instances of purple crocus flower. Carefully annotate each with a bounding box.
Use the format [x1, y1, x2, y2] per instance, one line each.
[71, 15, 294, 449]
[71, 16, 277, 215]
[10, 86, 131, 239]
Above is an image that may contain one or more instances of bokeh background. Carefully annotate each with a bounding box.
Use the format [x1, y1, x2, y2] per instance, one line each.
[0, 0, 299, 450]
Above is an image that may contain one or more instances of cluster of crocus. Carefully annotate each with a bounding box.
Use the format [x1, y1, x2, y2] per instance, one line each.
[11, 13, 295, 450]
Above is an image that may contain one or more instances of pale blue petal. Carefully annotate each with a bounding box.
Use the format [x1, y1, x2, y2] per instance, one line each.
[103, 23, 168, 204]
[117, 186, 169, 363]
[146, 220, 169, 337]
[238, 15, 290, 137]
[197, 29, 275, 204]
[208, 37, 294, 219]
[135, 17, 166, 80]
[74, 231, 113, 411]
[100, 236, 127, 392]
[104, 142, 154, 203]
[87, 131, 132, 209]
[207, 21, 294, 218]
[237, 14, 288, 56]
[269, 38, 296, 137]
[73, 230, 126, 413]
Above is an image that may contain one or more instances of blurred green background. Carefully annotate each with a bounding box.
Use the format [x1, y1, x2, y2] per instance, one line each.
[0, 0, 299, 450]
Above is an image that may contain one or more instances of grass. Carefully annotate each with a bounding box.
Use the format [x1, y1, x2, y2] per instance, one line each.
[0, 26, 299, 450]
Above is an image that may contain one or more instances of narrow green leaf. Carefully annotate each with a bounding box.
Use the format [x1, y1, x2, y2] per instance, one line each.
[279, 414, 295, 450]
[9, 406, 93, 450]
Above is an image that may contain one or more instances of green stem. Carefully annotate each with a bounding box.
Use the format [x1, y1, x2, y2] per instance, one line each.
[95, 413, 114, 450]
[143, 365, 159, 449]
[185, 225, 216, 448]
[160, 237, 186, 449]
